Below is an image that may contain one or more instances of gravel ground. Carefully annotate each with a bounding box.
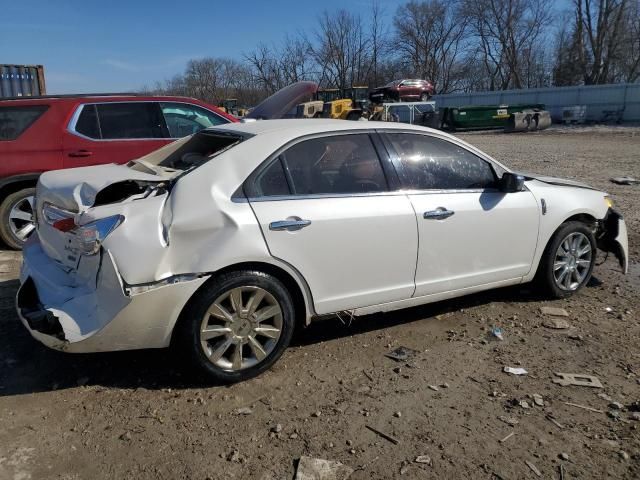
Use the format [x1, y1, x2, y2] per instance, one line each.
[0, 127, 638, 480]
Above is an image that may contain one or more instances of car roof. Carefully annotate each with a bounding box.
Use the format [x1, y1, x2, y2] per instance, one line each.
[210, 118, 445, 138]
[0, 94, 220, 105]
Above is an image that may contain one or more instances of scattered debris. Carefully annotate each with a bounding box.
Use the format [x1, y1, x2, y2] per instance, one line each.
[503, 367, 528, 376]
[271, 424, 283, 433]
[610, 176, 639, 185]
[559, 453, 569, 461]
[227, 450, 242, 463]
[362, 370, 374, 382]
[312, 411, 322, 417]
[525, 460, 542, 477]
[627, 401, 640, 412]
[630, 412, 640, 421]
[365, 425, 399, 445]
[553, 372, 603, 388]
[564, 402, 604, 413]
[295, 456, 354, 480]
[619, 451, 630, 461]
[385, 346, 420, 362]
[546, 415, 564, 429]
[119, 431, 132, 441]
[414, 455, 432, 465]
[440, 383, 449, 389]
[605, 307, 614, 313]
[609, 402, 624, 411]
[428, 385, 439, 391]
[498, 415, 519, 426]
[499, 432, 515, 443]
[542, 318, 571, 329]
[236, 407, 252, 415]
[559, 464, 565, 480]
[393, 411, 402, 418]
[540, 306, 569, 317]
[533, 394, 545, 407]
[597, 393, 613, 402]
[519, 400, 531, 409]
[490, 326, 504, 341]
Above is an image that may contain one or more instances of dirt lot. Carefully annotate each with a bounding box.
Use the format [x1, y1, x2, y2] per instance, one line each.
[0, 127, 639, 480]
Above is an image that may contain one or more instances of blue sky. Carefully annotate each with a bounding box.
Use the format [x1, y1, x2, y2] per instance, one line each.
[0, 0, 409, 94]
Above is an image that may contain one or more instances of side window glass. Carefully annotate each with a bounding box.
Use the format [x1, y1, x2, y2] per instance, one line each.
[75, 105, 100, 139]
[255, 158, 290, 196]
[282, 134, 388, 195]
[97, 103, 165, 139]
[387, 133, 497, 190]
[160, 102, 228, 138]
[0, 105, 48, 141]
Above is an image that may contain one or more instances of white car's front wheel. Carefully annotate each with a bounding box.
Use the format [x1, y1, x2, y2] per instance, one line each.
[536, 221, 597, 298]
[175, 270, 295, 383]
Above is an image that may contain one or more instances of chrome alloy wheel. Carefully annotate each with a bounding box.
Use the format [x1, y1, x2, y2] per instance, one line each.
[9, 195, 35, 241]
[199, 286, 283, 371]
[553, 232, 592, 291]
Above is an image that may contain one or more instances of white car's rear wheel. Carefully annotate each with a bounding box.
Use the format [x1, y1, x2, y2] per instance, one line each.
[176, 270, 295, 383]
[199, 286, 284, 371]
[536, 221, 596, 298]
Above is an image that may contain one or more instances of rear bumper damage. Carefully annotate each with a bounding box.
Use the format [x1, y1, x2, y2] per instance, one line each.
[16, 236, 208, 353]
[597, 208, 629, 274]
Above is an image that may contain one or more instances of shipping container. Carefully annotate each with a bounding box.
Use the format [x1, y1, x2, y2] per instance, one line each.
[0, 65, 46, 98]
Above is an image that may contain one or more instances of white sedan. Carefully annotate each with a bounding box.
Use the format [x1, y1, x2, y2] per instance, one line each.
[17, 119, 628, 382]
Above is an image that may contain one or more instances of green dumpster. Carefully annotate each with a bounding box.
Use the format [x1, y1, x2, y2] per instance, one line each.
[441, 104, 545, 131]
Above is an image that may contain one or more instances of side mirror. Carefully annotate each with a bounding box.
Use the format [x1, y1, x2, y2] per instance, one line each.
[500, 172, 525, 193]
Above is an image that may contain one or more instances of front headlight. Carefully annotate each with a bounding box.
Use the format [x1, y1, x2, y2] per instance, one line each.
[604, 195, 614, 209]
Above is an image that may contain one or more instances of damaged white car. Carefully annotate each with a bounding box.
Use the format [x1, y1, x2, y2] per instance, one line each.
[17, 119, 628, 382]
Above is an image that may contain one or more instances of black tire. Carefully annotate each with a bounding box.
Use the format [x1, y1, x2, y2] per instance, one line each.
[175, 270, 296, 383]
[0, 187, 36, 250]
[535, 221, 596, 299]
[420, 92, 430, 102]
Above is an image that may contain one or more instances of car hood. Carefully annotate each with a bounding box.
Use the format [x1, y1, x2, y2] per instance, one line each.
[246, 81, 317, 120]
[519, 172, 597, 190]
[36, 163, 173, 213]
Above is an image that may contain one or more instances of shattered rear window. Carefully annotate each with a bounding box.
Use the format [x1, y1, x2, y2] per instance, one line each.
[129, 130, 248, 174]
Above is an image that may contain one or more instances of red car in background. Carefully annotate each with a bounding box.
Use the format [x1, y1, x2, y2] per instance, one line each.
[369, 79, 434, 103]
[0, 94, 237, 248]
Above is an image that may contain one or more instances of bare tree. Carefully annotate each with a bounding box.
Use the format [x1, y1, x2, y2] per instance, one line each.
[244, 35, 315, 95]
[574, 0, 628, 84]
[462, 0, 553, 90]
[311, 10, 371, 90]
[393, 0, 469, 93]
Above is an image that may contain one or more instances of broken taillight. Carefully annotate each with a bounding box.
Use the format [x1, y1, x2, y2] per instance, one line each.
[75, 215, 124, 255]
[52, 217, 76, 232]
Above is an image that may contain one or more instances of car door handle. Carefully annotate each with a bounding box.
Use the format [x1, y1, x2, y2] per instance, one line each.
[68, 150, 92, 158]
[423, 208, 455, 220]
[269, 219, 311, 231]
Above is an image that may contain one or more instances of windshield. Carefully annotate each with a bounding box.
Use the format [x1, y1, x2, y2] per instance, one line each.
[385, 80, 401, 87]
[128, 130, 246, 174]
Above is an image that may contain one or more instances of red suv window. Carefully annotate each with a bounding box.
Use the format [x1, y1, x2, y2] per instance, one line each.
[0, 105, 48, 141]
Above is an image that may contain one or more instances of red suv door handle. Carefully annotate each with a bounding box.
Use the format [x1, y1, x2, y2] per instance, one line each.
[68, 150, 92, 158]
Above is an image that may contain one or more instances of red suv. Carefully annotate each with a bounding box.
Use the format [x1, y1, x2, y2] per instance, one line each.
[369, 79, 434, 103]
[0, 94, 237, 248]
